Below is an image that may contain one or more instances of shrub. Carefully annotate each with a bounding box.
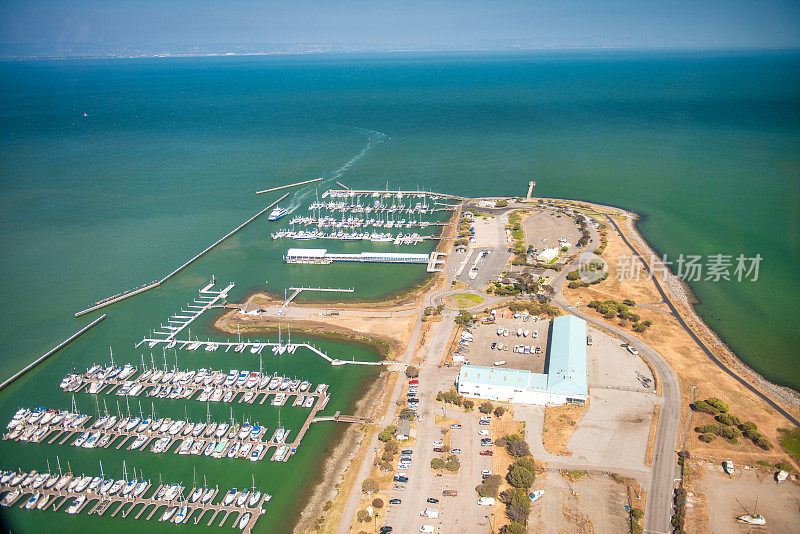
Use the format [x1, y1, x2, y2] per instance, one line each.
[377, 426, 397, 442]
[430, 458, 444, 469]
[372, 498, 384, 509]
[622, 299, 636, 306]
[691, 400, 719, 415]
[399, 408, 415, 421]
[500, 523, 526, 534]
[705, 397, 729, 413]
[479, 401, 495, 414]
[506, 503, 530, 524]
[463, 399, 474, 411]
[720, 426, 742, 440]
[698, 433, 716, 443]
[513, 456, 537, 473]
[356, 509, 371, 523]
[405, 366, 419, 378]
[381, 450, 395, 462]
[361, 478, 378, 495]
[494, 406, 506, 417]
[739, 421, 757, 432]
[717, 413, 741, 426]
[384, 440, 398, 453]
[445, 458, 461, 471]
[496, 199, 509, 207]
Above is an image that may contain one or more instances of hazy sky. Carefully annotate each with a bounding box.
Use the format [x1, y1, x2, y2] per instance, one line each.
[1, 0, 799, 52]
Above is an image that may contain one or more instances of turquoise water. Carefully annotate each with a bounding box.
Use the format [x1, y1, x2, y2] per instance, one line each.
[0, 50, 799, 531]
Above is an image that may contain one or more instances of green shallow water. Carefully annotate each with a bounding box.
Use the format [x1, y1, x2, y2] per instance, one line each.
[0, 50, 799, 532]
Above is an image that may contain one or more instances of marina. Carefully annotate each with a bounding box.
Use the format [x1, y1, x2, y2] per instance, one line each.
[4, 389, 330, 463]
[0, 467, 271, 532]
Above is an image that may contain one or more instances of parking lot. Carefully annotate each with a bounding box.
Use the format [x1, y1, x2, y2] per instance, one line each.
[456, 313, 551, 372]
[587, 327, 655, 391]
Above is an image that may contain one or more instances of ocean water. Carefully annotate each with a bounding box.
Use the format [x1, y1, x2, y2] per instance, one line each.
[0, 50, 799, 531]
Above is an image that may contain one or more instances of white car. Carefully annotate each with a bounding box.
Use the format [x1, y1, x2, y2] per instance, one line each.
[627, 345, 639, 355]
[478, 429, 489, 436]
[420, 526, 435, 533]
[432, 441, 443, 447]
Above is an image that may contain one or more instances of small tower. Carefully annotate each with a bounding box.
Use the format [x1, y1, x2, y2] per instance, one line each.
[526, 180, 536, 201]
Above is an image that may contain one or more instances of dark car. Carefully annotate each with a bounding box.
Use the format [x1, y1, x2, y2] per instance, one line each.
[427, 498, 439, 504]
[388, 499, 402, 505]
[480, 450, 494, 456]
[393, 475, 408, 482]
[450, 424, 461, 429]
[380, 527, 393, 533]
[401, 450, 413, 455]
[433, 447, 443, 453]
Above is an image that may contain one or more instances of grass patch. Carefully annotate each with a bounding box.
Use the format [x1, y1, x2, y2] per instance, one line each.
[779, 428, 800, 462]
[445, 292, 485, 308]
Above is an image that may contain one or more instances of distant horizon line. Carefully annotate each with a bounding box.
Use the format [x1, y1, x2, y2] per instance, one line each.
[1, 43, 800, 61]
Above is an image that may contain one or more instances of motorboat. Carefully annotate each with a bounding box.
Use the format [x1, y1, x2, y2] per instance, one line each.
[227, 443, 241, 458]
[44, 473, 60, 489]
[87, 476, 103, 492]
[223, 488, 238, 506]
[55, 474, 72, 491]
[249, 444, 264, 461]
[215, 423, 229, 438]
[190, 439, 205, 455]
[160, 506, 177, 522]
[238, 442, 253, 458]
[1, 490, 20, 507]
[737, 514, 766, 525]
[173, 505, 188, 524]
[248, 491, 262, 507]
[204, 441, 216, 456]
[134, 480, 149, 497]
[100, 478, 114, 494]
[108, 479, 125, 495]
[224, 370, 238, 387]
[201, 487, 216, 504]
[130, 434, 148, 450]
[236, 490, 250, 507]
[238, 512, 251, 529]
[66, 495, 86, 514]
[189, 487, 203, 503]
[122, 478, 137, 496]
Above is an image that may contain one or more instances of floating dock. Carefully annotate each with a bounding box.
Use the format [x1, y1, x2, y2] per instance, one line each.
[283, 248, 431, 266]
[0, 474, 270, 533]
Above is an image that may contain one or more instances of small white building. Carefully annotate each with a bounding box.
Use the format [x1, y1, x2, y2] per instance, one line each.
[536, 247, 559, 263]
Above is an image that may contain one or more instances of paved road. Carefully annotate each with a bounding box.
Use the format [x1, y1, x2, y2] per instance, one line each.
[547, 217, 680, 534]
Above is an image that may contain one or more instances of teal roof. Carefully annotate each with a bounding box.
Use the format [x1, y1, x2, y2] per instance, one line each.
[546, 315, 588, 396]
[458, 365, 548, 391]
[458, 315, 588, 398]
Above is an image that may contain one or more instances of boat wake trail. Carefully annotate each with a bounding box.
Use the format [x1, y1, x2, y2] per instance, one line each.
[284, 128, 387, 213]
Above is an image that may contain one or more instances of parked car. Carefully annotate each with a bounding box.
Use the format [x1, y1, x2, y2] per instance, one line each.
[394, 484, 406, 490]
[479, 420, 490, 426]
[401, 449, 413, 455]
[432, 441, 443, 447]
[480, 450, 494, 456]
[451, 448, 462, 454]
[442, 490, 458, 497]
[409, 380, 419, 385]
[433, 447, 444, 453]
[478, 429, 489, 436]
[450, 424, 461, 429]
[394, 476, 408, 483]
[427, 497, 440, 504]
[389, 499, 402, 505]
[380, 527, 393, 534]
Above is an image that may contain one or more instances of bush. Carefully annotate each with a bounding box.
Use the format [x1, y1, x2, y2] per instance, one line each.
[430, 458, 444, 469]
[513, 456, 537, 473]
[377, 426, 397, 442]
[381, 450, 395, 462]
[496, 199, 509, 207]
[372, 498, 384, 509]
[720, 426, 741, 440]
[405, 366, 419, 378]
[691, 400, 719, 415]
[463, 399, 474, 411]
[384, 440, 398, 453]
[399, 408, 415, 421]
[494, 406, 506, 417]
[445, 458, 461, 471]
[506, 503, 530, 524]
[739, 421, 757, 433]
[622, 299, 636, 306]
[356, 509, 371, 523]
[479, 401, 495, 414]
[705, 397, 729, 413]
[500, 523, 526, 534]
[361, 478, 379, 495]
[699, 433, 716, 443]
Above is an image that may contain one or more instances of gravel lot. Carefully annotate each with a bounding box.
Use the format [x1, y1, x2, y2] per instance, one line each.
[697, 462, 800, 533]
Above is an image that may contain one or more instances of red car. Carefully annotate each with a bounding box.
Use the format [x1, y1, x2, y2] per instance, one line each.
[409, 380, 419, 385]
[479, 450, 494, 456]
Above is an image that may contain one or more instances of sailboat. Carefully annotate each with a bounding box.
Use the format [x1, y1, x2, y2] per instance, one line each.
[736, 497, 766, 525]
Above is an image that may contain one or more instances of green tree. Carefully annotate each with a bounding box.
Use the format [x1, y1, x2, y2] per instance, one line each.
[717, 413, 741, 426]
[445, 459, 461, 471]
[372, 498, 384, 509]
[705, 397, 729, 413]
[494, 406, 506, 417]
[463, 399, 474, 411]
[496, 199, 509, 207]
[500, 523, 526, 534]
[507, 438, 531, 458]
[405, 366, 419, 378]
[506, 465, 535, 488]
[479, 401, 495, 414]
[430, 458, 444, 469]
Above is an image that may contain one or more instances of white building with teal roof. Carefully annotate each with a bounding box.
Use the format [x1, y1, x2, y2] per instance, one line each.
[456, 315, 588, 405]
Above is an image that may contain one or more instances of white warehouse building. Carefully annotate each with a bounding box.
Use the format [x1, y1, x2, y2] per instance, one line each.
[456, 315, 588, 405]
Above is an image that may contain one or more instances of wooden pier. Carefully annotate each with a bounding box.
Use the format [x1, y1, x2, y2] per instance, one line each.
[0, 478, 269, 533]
